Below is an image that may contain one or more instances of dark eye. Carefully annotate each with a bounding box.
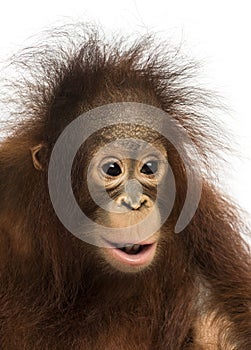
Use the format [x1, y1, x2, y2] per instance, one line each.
[102, 162, 122, 177]
[141, 161, 158, 175]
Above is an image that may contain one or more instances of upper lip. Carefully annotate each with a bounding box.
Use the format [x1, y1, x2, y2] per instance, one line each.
[103, 238, 157, 248]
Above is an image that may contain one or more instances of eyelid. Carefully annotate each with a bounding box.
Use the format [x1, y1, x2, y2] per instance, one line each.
[102, 162, 121, 174]
[99, 157, 120, 169]
[99, 157, 123, 178]
[141, 160, 158, 173]
[140, 158, 159, 169]
[139, 156, 167, 180]
[140, 153, 161, 163]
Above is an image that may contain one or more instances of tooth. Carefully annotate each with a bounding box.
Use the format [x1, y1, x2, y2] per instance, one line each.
[124, 246, 134, 253]
[124, 244, 140, 253]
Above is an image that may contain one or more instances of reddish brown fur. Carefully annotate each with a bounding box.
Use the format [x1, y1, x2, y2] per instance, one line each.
[0, 26, 250, 349]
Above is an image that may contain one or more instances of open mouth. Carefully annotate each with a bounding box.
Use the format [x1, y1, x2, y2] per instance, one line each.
[104, 240, 158, 267]
[119, 243, 151, 254]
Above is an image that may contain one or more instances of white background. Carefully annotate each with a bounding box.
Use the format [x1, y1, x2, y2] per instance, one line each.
[0, 0, 250, 242]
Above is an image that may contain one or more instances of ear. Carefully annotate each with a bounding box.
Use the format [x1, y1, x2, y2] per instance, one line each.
[30, 144, 47, 171]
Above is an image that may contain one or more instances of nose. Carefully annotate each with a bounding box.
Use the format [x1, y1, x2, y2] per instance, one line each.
[115, 179, 152, 211]
[117, 194, 151, 210]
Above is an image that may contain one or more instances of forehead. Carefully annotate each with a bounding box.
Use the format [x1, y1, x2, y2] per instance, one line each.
[86, 124, 167, 156]
[93, 124, 166, 145]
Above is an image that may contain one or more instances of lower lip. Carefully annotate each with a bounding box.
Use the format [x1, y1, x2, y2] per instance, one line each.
[107, 242, 157, 266]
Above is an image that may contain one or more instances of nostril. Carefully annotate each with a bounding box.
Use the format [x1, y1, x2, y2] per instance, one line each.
[141, 199, 147, 207]
[121, 199, 133, 210]
[142, 198, 151, 208]
[121, 199, 140, 210]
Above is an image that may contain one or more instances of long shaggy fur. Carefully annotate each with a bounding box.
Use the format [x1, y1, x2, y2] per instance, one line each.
[0, 25, 250, 349]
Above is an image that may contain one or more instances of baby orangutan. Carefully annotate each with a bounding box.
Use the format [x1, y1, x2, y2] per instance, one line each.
[0, 26, 250, 349]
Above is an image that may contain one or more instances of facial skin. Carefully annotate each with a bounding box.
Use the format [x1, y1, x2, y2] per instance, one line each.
[84, 137, 168, 273]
